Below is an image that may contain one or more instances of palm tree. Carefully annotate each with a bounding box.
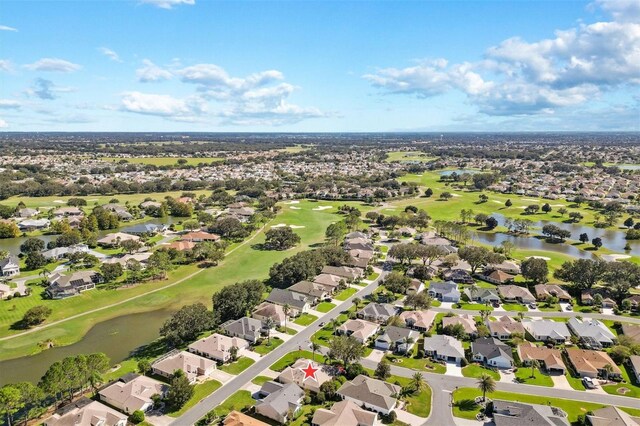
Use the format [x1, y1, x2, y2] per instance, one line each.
[329, 318, 339, 334]
[263, 317, 275, 344]
[411, 372, 425, 392]
[352, 297, 361, 310]
[282, 304, 291, 333]
[530, 359, 540, 378]
[402, 337, 415, 356]
[477, 374, 496, 402]
[603, 363, 614, 381]
[311, 342, 320, 361]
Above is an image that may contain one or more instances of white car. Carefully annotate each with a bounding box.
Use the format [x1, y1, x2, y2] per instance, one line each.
[582, 377, 597, 389]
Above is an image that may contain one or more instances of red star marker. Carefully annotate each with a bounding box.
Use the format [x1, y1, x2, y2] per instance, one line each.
[300, 362, 319, 381]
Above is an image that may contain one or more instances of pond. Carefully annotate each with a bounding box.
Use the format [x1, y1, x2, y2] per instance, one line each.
[0, 309, 173, 385]
[487, 213, 639, 256]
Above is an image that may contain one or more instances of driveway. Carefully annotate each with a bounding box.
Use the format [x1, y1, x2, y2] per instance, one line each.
[243, 350, 262, 361]
[551, 374, 573, 390]
[365, 349, 386, 363]
[499, 369, 514, 383]
[396, 407, 427, 425]
[560, 303, 573, 312]
[446, 362, 463, 377]
[210, 369, 235, 383]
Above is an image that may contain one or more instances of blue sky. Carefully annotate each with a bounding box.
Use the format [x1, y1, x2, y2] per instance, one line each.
[0, 0, 638, 131]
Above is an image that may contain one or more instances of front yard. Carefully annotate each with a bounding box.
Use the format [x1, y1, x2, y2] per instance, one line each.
[602, 364, 640, 398]
[270, 350, 326, 372]
[219, 357, 255, 375]
[462, 364, 500, 380]
[253, 337, 284, 355]
[384, 354, 446, 374]
[315, 301, 336, 313]
[294, 313, 318, 326]
[214, 390, 256, 417]
[513, 367, 554, 387]
[167, 379, 222, 417]
[335, 287, 358, 300]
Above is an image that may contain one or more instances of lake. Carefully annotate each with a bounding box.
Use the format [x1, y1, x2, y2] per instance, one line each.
[0, 309, 173, 385]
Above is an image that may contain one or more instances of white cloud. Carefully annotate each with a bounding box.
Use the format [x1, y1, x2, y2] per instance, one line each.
[120, 91, 205, 120]
[25, 58, 82, 73]
[0, 25, 17, 32]
[0, 60, 13, 72]
[99, 47, 122, 62]
[0, 118, 8, 128]
[364, 1, 640, 116]
[140, 0, 195, 9]
[136, 59, 173, 82]
[0, 99, 21, 109]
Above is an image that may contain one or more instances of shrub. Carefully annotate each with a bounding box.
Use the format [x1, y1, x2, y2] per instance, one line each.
[460, 357, 468, 367]
[129, 410, 145, 424]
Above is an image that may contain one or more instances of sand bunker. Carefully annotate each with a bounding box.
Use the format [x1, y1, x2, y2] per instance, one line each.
[451, 193, 462, 197]
[290, 206, 301, 210]
[525, 256, 551, 261]
[285, 200, 300, 204]
[601, 254, 631, 262]
[53, 200, 65, 204]
[271, 223, 306, 229]
[312, 206, 333, 211]
[522, 198, 539, 202]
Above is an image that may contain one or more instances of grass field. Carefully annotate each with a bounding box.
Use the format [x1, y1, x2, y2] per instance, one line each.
[315, 302, 336, 313]
[101, 156, 223, 166]
[0, 199, 369, 362]
[219, 357, 255, 375]
[385, 151, 439, 163]
[253, 337, 284, 355]
[251, 376, 273, 386]
[602, 364, 640, 398]
[167, 379, 222, 417]
[270, 350, 325, 372]
[294, 313, 318, 326]
[462, 364, 500, 380]
[334, 287, 358, 301]
[213, 390, 255, 417]
[514, 367, 554, 386]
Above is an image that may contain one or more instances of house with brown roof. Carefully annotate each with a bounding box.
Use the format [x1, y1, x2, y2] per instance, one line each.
[497, 285, 536, 304]
[487, 316, 525, 340]
[479, 269, 516, 285]
[534, 284, 572, 303]
[223, 411, 270, 426]
[399, 310, 436, 332]
[517, 343, 566, 374]
[44, 398, 127, 426]
[252, 302, 286, 327]
[181, 231, 220, 242]
[151, 350, 216, 383]
[311, 400, 378, 426]
[277, 359, 332, 393]
[565, 348, 622, 379]
[99, 374, 168, 414]
[289, 281, 329, 304]
[188, 333, 250, 363]
[442, 314, 477, 336]
[622, 324, 640, 344]
[321, 265, 363, 281]
[586, 406, 640, 426]
[337, 319, 380, 343]
[337, 375, 401, 415]
[166, 240, 196, 251]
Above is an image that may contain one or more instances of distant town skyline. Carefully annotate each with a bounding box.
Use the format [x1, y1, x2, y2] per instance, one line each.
[1, 0, 638, 132]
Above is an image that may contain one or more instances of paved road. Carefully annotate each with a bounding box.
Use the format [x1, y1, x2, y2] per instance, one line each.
[431, 306, 640, 324]
[170, 270, 390, 425]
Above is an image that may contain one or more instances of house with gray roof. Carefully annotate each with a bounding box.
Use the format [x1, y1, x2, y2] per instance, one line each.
[492, 400, 569, 426]
[586, 406, 640, 426]
[221, 316, 263, 343]
[45, 270, 100, 299]
[288, 281, 329, 304]
[522, 319, 571, 344]
[356, 303, 398, 324]
[255, 382, 304, 424]
[567, 317, 616, 349]
[0, 255, 20, 277]
[629, 355, 640, 385]
[428, 281, 461, 302]
[266, 289, 310, 316]
[375, 326, 419, 354]
[18, 218, 50, 231]
[321, 265, 362, 281]
[423, 335, 464, 364]
[337, 375, 401, 415]
[498, 285, 536, 304]
[44, 398, 127, 426]
[464, 286, 500, 304]
[471, 337, 514, 369]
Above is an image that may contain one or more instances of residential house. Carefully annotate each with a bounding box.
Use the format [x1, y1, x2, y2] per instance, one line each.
[442, 268, 474, 284]
[18, 218, 50, 231]
[289, 281, 329, 305]
[375, 326, 419, 354]
[517, 343, 566, 374]
[221, 317, 263, 343]
[522, 319, 571, 344]
[97, 232, 140, 247]
[464, 286, 500, 304]
[252, 302, 286, 327]
[188, 333, 250, 363]
[586, 406, 640, 426]
[471, 337, 514, 369]
[399, 310, 436, 332]
[629, 355, 640, 384]
[181, 231, 220, 242]
[313, 274, 343, 292]
[492, 400, 569, 426]
[428, 281, 461, 302]
[623, 295, 640, 311]
[0, 255, 20, 277]
[277, 359, 332, 393]
[567, 318, 617, 349]
[46, 270, 100, 299]
[356, 303, 397, 324]
[224, 411, 270, 426]
[337, 375, 401, 415]
[534, 284, 572, 303]
[255, 382, 304, 423]
[103, 252, 152, 268]
[16, 208, 38, 218]
[487, 316, 525, 340]
[44, 398, 127, 426]
[151, 350, 216, 383]
[54, 207, 83, 217]
[266, 289, 310, 316]
[479, 269, 516, 285]
[622, 324, 640, 344]
[311, 400, 378, 426]
[442, 314, 477, 337]
[565, 348, 622, 379]
[140, 201, 162, 209]
[228, 207, 256, 222]
[98, 374, 168, 414]
[103, 204, 133, 221]
[337, 319, 380, 343]
[497, 285, 536, 304]
[122, 223, 166, 235]
[423, 335, 465, 363]
[321, 265, 362, 281]
[42, 244, 89, 261]
[582, 291, 617, 309]
[489, 260, 521, 275]
[166, 240, 196, 251]
[406, 279, 425, 295]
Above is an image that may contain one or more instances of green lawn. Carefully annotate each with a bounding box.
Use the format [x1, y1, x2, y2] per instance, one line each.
[385, 151, 438, 163]
[253, 337, 284, 355]
[219, 357, 255, 375]
[457, 303, 493, 311]
[334, 287, 358, 301]
[502, 303, 528, 312]
[0, 199, 370, 361]
[384, 354, 446, 374]
[294, 313, 318, 326]
[367, 272, 380, 281]
[315, 302, 336, 313]
[167, 379, 222, 417]
[213, 390, 256, 417]
[565, 373, 586, 391]
[270, 350, 326, 372]
[453, 387, 607, 422]
[311, 325, 337, 347]
[405, 387, 432, 417]
[514, 367, 554, 387]
[462, 364, 500, 381]
[602, 364, 640, 398]
[101, 156, 224, 166]
[251, 376, 273, 386]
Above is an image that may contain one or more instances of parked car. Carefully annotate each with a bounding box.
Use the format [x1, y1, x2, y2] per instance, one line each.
[566, 305, 573, 311]
[319, 322, 325, 327]
[529, 302, 537, 309]
[583, 377, 597, 389]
